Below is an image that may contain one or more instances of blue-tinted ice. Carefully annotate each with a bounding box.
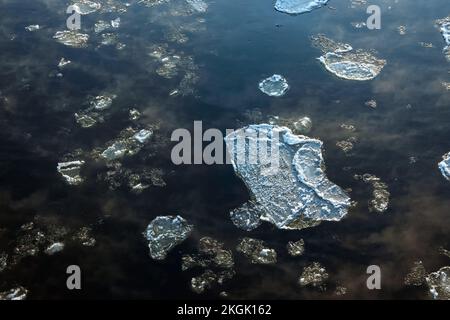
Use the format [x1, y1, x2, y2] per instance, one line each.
[258, 75, 289, 97]
[275, 0, 329, 15]
[225, 124, 350, 230]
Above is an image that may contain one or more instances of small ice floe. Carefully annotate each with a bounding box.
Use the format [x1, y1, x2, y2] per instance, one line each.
[258, 74, 289, 97]
[45, 242, 65, 255]
[145, 215, 193, 260]
[25, 25, 40, 32]
[72, 0, 102, 15]
[229, 202, 262, 231]
[426, 266, 450, 300]
[365, 99, 377, 109]
[336, 138, 356, 154]
[274, 0, 329, 15]
[182, 237, 235, 294]
[75, 113, 98, 128]
[287, 239, 305, 256]
[351, 22, 366, 29]
[398, 26, 407, 35]
[72, 227, 96, 247]
[312, 34, 386, 81]
[133, 129, 153, 144]
[58, 58, 72, 69]
[0, 252, 7, 272]
[57, 161, 85, 185]
[354, 174, 390, 213]
[101, 142, 128, 161]
[293, 117, 312, 134]
[53, 31, 89, 48]
[186, 0, 208, 13]
[439, 247, 450, 258]
[236, 238, 277, 264]
[94, 20, 111, 33]
[225, 124, 351, 230]
[298, 262, 328, 288]
[438, 152, 450, 181]
[111, 18, 121, 28]
[129, 108, 141, 121]
[404, 261, 426, 286]
[0, 287, 28, 300]
[90, 95, 115, 110]
[436, 16, 450, 61]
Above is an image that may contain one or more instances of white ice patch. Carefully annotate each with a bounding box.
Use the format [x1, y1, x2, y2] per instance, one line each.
[258, 74, 289, 97]
[275, 0, 329, 15]
[439, 152, 450, 181]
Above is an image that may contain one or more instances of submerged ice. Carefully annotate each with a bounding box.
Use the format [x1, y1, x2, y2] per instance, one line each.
[225, 124, 350, 230]
[275, 0, 329, 15]
[145, 215, 193, 260]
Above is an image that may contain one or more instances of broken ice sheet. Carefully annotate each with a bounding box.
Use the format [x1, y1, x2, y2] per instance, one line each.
[258, 74, 289, 97]
[236, 238, 277, 264]
[354, 174, 390, 213]
[275, 0, 329, 15]
[312, 35, 386, 81]
[298, 262, 328, 288]
[0, 287, 28, 300]
[404, 261, 426, 286]
[99, 127, 153, 161]
[57, 161, 85, 185]
[225, 124, 351, 230]
[53, 31, 89, 48]
[145, 215, 193, 260]
[438, 152, 450, 181]
[426, 266, 450, 300]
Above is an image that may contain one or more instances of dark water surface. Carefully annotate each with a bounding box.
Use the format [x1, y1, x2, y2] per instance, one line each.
[0, 0, 450, 299]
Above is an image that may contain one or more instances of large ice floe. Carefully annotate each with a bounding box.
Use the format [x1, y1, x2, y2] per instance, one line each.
[225, 124, 351, 230]
[426, 266, 450, 300]
[275, 0, 329, 15]
[53, 31, 89, 48]
[439, 152, 450, 181]
[258, 75, 289, 97]
[145, 215, 193, 260]
[311, 34, 386, 81]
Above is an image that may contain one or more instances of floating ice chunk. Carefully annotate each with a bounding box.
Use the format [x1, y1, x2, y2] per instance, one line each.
[258, 74, 289, 97]
[225, 124, 350, 230]
[73, 227, 96, 247]
[58, 58, 71, 68]
[287, 239, 305, 256]
[293, 117, 312, 134]
[25, 25, 40, 32]
[312, 35, 386, 81]
[0, 287, 28, 300]
[354, 174, 390, 213]
[75, 113, 97, 128]
[94, 20, 111, 33]
[236, 238, 277, 264]
[90, 95, 115, 110]
[45, 242, 65, 255]
[0, 252, 7, 272]
[191, 270, 217, 294]
[426, 266, 450, 300]
[299, 262, 328, 288]
[436, 17, 450, 61]
[111, 18, 121, 28]
[187, 0, 208, 13]
[53, 31, 89, 48]
[439, 152, 450, 181]
[57, 161, 85, 185]
[134, 129, 153, 143]
[72, 0, 101, 15]
[145, 215, 193, 260]
[275, 0, 329, 15]
[101, 141, 128, 161]
[229, 202, 262, 231]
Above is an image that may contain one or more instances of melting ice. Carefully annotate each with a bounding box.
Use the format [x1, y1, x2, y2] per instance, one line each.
[225, 124, 350, 230]
[275, 0, 329, 15]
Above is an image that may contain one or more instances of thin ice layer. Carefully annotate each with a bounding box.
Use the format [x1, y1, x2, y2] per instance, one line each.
[439, 152, 450, 181]
[145, 215, 193, 260]
[225, 124, 350, 230]
[275, 0, 329, 15]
